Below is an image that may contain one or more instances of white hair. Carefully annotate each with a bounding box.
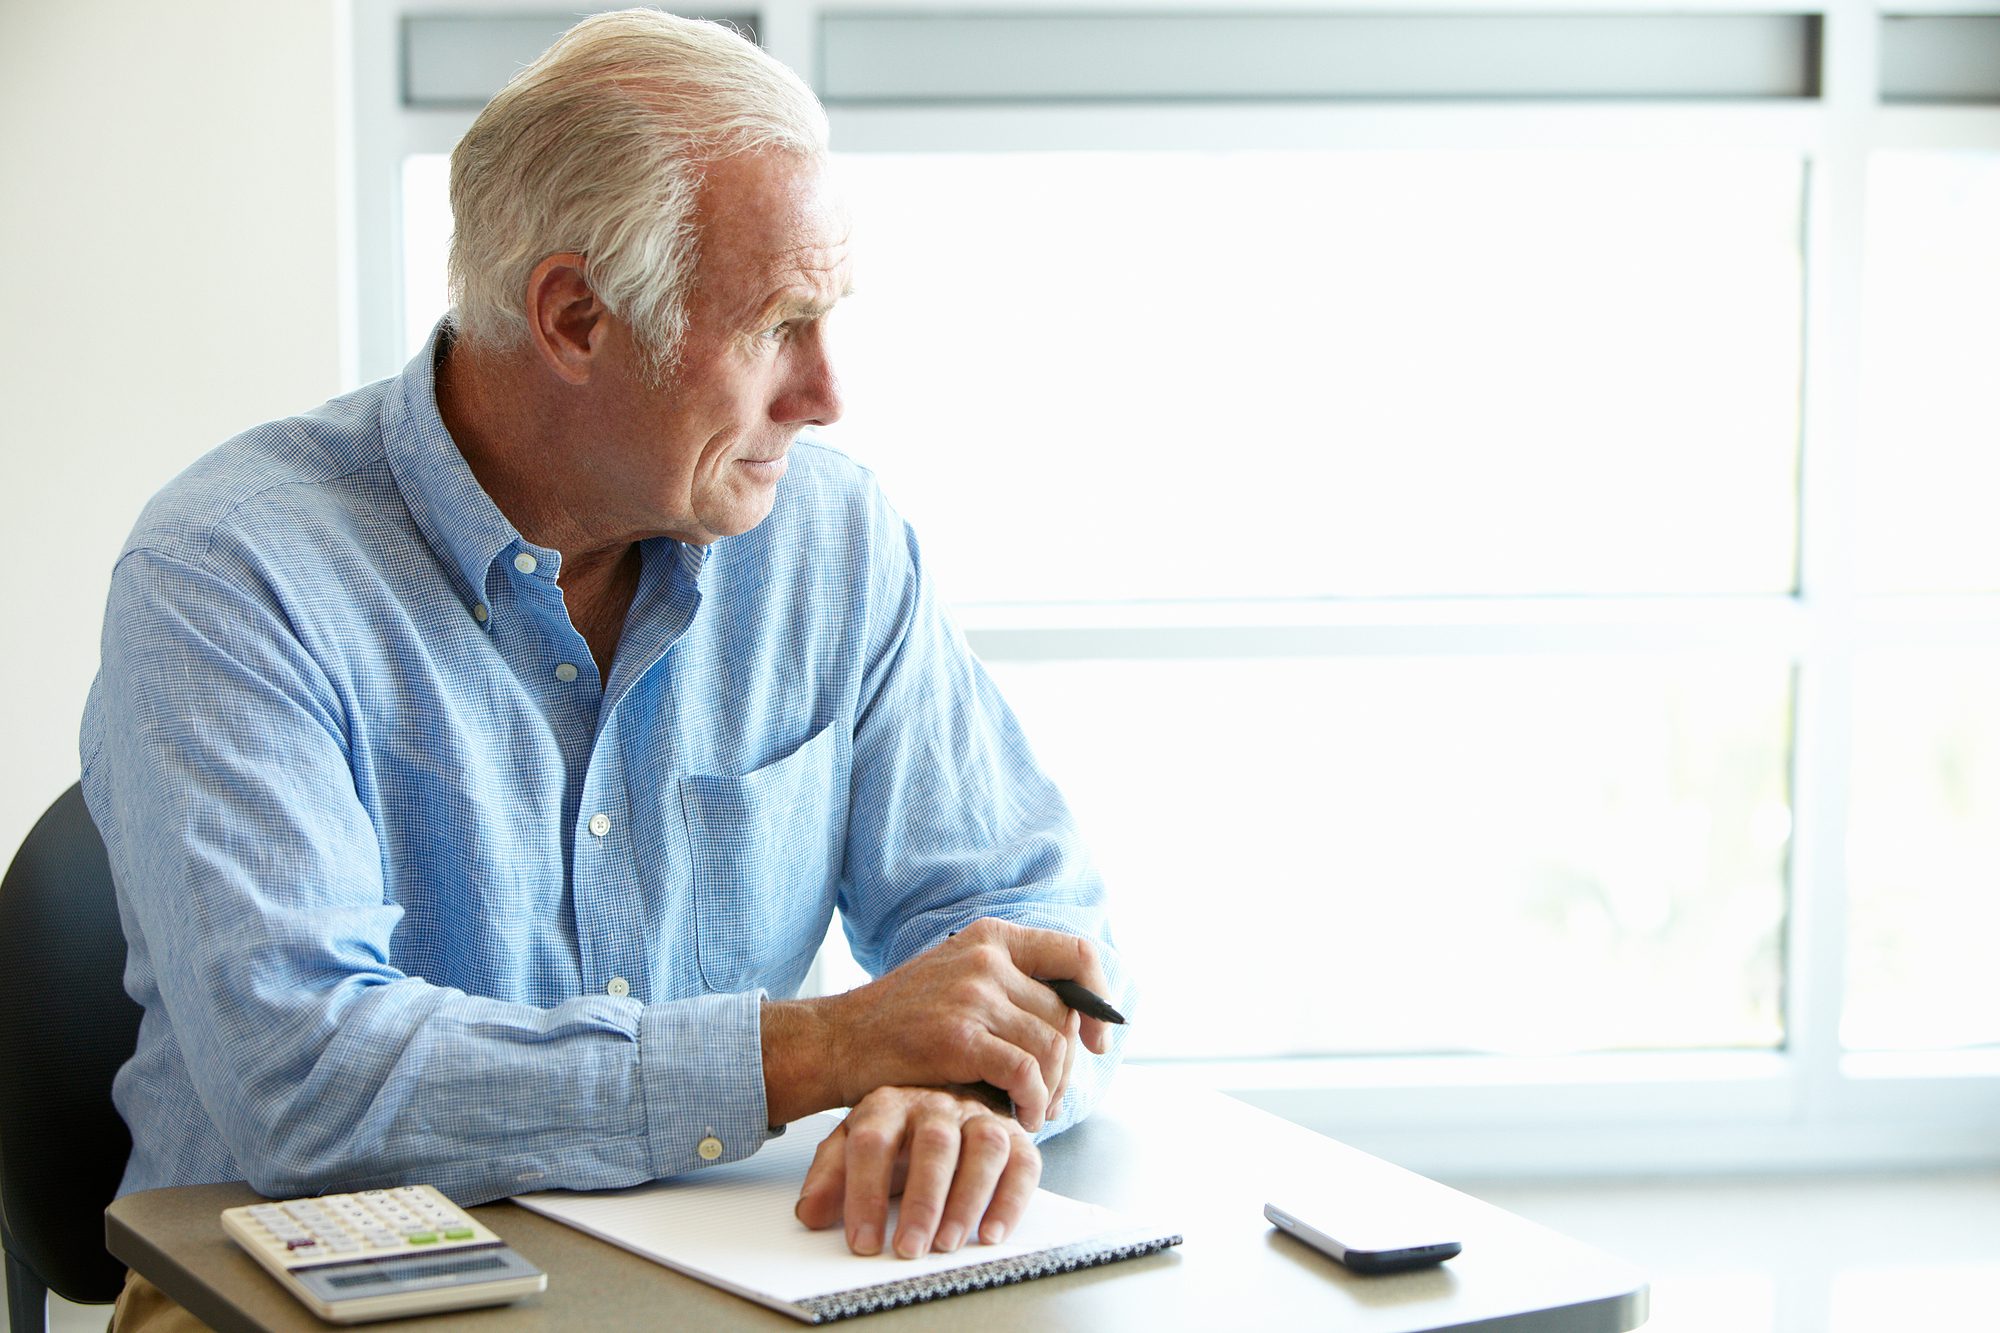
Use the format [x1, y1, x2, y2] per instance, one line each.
[447, 8, 829, 374]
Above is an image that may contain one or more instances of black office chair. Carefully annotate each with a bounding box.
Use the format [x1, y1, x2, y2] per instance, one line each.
[0, 783, 143, 1333]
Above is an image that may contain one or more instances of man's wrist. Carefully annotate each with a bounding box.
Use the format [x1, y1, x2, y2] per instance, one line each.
[759, 995, 848, 1125]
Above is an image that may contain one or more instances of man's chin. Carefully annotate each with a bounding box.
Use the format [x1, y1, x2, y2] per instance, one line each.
[689, 484, 782, 544]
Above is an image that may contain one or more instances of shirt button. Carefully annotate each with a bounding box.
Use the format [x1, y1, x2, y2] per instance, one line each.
[514, 552, 538, 575]
[606, 976, 630, 998]
[554, 662, 578, 683]
[588, 812, 611, 838]
[471, 603, 489, 623]
[697, 1137, 724, 1162]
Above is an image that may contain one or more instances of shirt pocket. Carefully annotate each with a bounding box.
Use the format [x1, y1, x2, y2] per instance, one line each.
[680, 722, 844, 995]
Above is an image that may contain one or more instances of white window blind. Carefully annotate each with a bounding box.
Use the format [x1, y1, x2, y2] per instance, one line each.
[402, 12, 760, 107]
[819, 13, 1824, 103]
[1881, 15, 2000, 103]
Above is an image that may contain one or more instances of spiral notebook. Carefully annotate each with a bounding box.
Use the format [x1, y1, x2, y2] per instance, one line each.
[512, 1113, 1181, 1323]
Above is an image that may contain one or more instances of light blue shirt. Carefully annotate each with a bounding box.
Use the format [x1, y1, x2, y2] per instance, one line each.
[81, 327, 1125, 1205]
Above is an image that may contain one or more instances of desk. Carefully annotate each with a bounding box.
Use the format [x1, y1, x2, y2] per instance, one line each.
[106, 1067, 1647, 1331]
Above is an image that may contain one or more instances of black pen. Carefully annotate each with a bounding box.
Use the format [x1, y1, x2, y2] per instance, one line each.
[1042, 977, 1126, 1025]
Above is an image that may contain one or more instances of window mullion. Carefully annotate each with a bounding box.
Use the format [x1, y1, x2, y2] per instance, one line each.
[1789, 0, 1875, 1118]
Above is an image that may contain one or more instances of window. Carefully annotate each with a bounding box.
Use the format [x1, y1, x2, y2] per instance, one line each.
[1847, 654, 2000, 1053]
[354, 1, 2000, 1174]
[824, 149, 1804, 604]
[992, 655, 1793, 1060]
[1858, 150, 2000, 594]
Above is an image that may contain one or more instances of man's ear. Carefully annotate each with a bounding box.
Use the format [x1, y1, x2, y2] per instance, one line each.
[523, 252, 607, 385]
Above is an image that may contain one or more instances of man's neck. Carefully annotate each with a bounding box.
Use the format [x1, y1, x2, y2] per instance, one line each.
[562, 542, 645, 675]
[434, 333, 643, 671]
[435, 336, 609, 556]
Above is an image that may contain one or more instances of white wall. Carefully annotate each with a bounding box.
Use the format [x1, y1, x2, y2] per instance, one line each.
[0, 1, 351, 857]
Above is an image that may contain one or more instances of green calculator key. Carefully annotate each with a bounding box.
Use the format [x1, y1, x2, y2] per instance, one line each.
[444, 1228, 475, 1240]
[406, 1232, 438, 1244]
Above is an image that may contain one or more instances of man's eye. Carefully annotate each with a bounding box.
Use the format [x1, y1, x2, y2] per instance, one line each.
[761, 322, 790, 342]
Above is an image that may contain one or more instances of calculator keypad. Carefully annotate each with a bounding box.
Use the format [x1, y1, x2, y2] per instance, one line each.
[225, 1185, 500, 1269]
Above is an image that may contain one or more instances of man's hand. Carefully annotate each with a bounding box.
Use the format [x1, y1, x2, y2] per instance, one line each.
[795, 1086, 1042, 1258]
[765, 918, 1113, 1133]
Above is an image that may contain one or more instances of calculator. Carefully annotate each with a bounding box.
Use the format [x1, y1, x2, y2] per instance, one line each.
[220, 1185, 546, 1324]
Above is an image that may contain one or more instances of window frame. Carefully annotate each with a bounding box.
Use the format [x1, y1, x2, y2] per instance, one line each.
[349, 0, 2000, 1177]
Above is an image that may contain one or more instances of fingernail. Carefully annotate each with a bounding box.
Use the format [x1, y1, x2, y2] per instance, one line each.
[895, 1230, 927, 1259]
[852, 1224, 880, 1255]
[936, 1223, 964, 1253]
[981, 1220, 1008, 1245]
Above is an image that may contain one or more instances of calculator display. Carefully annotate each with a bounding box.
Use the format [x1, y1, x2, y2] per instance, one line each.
[297, 1247, 541, 1303]
[325, 1253, 509, 1289]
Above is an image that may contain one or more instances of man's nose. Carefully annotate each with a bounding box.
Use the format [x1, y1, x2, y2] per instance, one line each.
[777, 332, 843, 428]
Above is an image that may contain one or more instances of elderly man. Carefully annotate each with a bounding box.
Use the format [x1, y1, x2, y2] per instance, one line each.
[83, 10, 1126, 1327]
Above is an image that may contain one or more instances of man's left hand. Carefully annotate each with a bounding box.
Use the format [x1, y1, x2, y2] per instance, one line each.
[793, 1085, 1041, 1258]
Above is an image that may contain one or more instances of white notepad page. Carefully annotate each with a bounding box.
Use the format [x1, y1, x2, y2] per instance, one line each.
[513, 1112, 1178, 1321]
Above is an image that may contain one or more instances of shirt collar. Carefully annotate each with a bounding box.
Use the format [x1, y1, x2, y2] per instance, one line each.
[382, 320, 535, 615]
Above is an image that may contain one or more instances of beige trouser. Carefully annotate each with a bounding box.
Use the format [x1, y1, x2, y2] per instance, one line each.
[111, 1270, 214, 1332]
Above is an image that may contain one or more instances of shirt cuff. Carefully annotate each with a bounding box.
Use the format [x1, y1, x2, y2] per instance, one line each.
[636, 989, 779, 1178]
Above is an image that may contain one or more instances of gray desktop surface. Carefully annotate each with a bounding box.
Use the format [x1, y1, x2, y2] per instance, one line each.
[105, 1066, 1647, 1331]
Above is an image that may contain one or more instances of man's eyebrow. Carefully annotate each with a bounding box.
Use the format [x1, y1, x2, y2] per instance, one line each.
[758, 282, 857, 325]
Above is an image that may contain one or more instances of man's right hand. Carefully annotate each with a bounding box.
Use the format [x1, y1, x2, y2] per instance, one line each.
[760, 918, 1114, 1132]
[794, 1084, 1041, 1258]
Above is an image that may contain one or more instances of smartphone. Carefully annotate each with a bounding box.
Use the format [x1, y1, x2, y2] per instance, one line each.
[1264, 1202, 1461, 1275]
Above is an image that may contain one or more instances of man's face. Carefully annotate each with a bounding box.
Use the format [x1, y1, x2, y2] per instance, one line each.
[597, 150, 852, 547]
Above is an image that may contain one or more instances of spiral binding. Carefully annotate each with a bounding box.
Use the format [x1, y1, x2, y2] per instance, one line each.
[794, 1228, 1183, 1324]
